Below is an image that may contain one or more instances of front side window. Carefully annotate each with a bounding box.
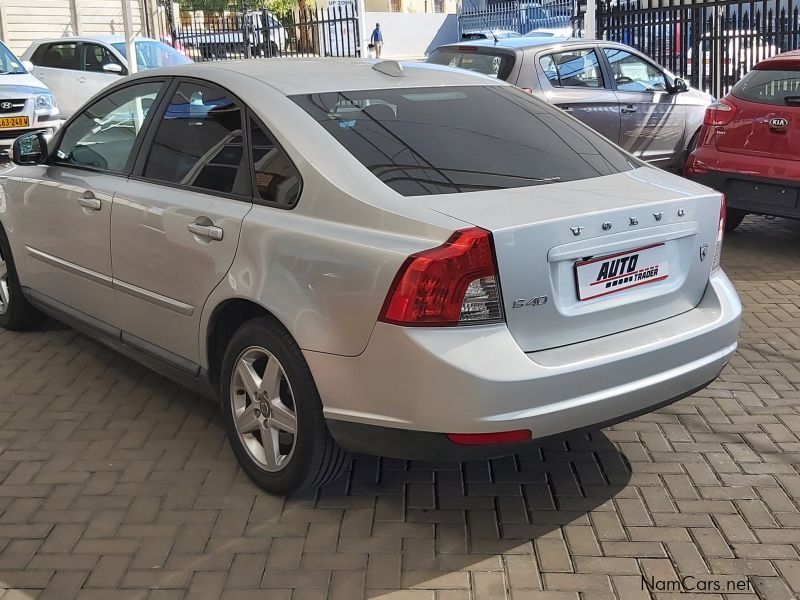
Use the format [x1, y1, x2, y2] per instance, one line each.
[292, 85, 635, 197]
[427, 48, 515, 80]
[0, 42, 26, 74]
[250, 119, 301, 207]
[142, 81, 248, 195]
[82, 43, 123, 73]
[603, 48, 667, 92]
[40, 42, 79, 70]
[732, 68, 800, 105]
[56, 81, 163, 171]
[540, 49, 604, 88]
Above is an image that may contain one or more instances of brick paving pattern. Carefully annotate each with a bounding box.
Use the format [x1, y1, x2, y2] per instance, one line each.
[0, 215, 798, 599]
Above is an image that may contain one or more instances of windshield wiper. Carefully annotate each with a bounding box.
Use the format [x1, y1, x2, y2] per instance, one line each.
[784, 96, 800, 106]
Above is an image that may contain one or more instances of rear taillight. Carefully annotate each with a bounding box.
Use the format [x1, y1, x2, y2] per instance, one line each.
[711, 194, 726, 273]
[703, 100, 737, 126]
[379, 227, 503, 327]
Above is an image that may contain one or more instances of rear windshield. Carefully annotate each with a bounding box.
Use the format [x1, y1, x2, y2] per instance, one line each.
[732, 68, 800, 106]
[291, 85, 636, 197]
[427, 48, 515, 80]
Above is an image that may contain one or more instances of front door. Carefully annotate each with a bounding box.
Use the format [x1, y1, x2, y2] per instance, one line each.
[538, 46, 622, 146]
[18, 80, 166, 328]
[111, 79, 252, 365]
[77, 43, 125, 110]
[603, 47, 686, 166]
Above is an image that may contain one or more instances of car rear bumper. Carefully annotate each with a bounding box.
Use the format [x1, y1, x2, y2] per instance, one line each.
[687, 147, 800, 217]
[307, 271, 741, 460]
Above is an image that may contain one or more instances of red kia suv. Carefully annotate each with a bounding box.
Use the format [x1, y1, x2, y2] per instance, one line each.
[685, 51, 800, 231]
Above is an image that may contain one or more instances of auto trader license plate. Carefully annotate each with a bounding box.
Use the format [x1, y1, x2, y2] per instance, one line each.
[575, 243, 669, 301]
[0, 117, 28, 129]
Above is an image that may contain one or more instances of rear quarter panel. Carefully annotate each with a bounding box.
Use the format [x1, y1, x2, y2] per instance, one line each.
[197, 71, 471, 362]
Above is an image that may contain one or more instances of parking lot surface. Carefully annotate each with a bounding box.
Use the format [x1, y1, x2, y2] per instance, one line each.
[0, 215, 798, 599]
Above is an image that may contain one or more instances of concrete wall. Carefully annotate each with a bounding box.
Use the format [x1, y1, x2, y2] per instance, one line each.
[365, 11, 458, 58]
[0, 0, 145, 54]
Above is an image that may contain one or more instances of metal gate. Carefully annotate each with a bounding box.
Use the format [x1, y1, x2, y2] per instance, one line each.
[155, 1, 361, 61]
[458, 0, 578, 37]
[597, 0, 800, 99]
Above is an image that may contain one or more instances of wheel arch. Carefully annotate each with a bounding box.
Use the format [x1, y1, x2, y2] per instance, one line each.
[205, 297, 293, 393]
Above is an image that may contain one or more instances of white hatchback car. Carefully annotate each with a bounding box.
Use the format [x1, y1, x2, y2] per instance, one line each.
[22, 36, 191, 117]
[0, 59, 741, 495]
[0, 40, 61, 152]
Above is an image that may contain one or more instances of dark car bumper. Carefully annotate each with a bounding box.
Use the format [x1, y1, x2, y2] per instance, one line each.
[691, 170, 800, 219]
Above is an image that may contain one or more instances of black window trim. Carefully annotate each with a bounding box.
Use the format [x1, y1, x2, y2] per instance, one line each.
[130, 76, 253, 203]
[48, 76, 172, 177]
[538, 45, 609, 90]
[246, 109, 304, 210]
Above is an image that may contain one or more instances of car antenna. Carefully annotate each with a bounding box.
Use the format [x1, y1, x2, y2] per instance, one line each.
[372, 60, 406, 77]
[465, 0, 499, 44]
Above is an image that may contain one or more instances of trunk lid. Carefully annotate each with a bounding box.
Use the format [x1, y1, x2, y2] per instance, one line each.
[715, 96, 800, 159]
[717, 65, 800, 159]
[417, 167, 722, 353]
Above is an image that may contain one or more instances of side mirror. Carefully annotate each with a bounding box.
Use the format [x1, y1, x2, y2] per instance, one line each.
[671, 77, 689, 94]
[21, 60, 34, 72]
[12, 132, 48, 165]
[102, 63, 124, 74]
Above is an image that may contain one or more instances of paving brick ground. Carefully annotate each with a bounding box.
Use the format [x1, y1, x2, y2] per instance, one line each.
[0, 215, 799, 599]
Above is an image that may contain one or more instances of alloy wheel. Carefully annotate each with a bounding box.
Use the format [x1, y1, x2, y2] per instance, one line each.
[0, 253, 9, 316]
[229, 346, 298, 472]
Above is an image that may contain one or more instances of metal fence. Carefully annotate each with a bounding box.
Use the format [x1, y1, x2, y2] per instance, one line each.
[155, 1, 361, 61]
[597, 0, 800, 99]
[458, 0, 577, 37]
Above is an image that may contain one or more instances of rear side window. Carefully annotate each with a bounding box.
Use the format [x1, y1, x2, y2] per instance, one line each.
[142, 81, 249, 196]
[732, 68, 800, 106]
[292, 85, 635, 197]
[427, 48, 515, 80]
[249, 118, 302, 207]
[38, 42, 79, 70]
[540, 49, 604, 88]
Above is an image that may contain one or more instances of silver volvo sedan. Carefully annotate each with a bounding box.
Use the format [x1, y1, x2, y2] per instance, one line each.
[0, 59, 741, 495]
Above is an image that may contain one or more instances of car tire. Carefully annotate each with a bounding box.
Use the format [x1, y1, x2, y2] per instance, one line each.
[220, 317, 348, 495]
[725, 208, 747, 232]
[681, 128, 701, 173]
[0, 227, 42, 331]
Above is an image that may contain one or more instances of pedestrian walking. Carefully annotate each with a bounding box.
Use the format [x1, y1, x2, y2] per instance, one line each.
[370, 23, 383, 58]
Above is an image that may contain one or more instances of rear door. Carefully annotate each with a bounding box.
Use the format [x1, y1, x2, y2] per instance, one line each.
[29, 42, 80, 116]
[536, 46, 622, 146]
[604, 46, 686, 166]
[111, 78, 252, 365]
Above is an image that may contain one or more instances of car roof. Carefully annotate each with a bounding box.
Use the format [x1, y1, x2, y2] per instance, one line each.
[755, 49, 800, 69]
[436, 36, 582, 51]
[129, 58, 510, 95]
[30, 35, 158, 46]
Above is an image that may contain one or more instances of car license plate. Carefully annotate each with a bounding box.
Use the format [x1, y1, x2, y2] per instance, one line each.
[575, 243, 669, 301]
[0, 117, 28, 129]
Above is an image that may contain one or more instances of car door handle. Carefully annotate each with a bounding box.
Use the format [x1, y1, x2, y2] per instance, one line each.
[187, 221, 224, 241]
[78, 76, 87, 83]
[78, 192, 101, 211]
[621, 105, 638, 114]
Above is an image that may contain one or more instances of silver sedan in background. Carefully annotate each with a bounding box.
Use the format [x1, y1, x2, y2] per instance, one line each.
[427, 37, 714, 170]
[0, 59, 740, 495]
